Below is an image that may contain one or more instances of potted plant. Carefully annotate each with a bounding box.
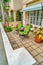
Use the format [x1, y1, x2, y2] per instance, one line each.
[33, 28, 43, 43]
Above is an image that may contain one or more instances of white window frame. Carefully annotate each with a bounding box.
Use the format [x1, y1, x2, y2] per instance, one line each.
[28, 10, 43, 27]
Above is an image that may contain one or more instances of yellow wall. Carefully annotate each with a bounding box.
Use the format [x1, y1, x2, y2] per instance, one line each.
[26, 0, 43, 6]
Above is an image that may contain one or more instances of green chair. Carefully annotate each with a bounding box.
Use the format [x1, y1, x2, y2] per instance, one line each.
[17, 23, 23, 30]
[19, 25, 31, 36]
[14, 23, 23, 31]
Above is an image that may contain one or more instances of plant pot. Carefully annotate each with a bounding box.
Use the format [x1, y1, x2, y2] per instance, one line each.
[34, 37, 42, 43]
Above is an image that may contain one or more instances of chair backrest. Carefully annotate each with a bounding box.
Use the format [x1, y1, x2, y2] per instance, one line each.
[24, 25, 30, 34]
[18, 23, 23, 30]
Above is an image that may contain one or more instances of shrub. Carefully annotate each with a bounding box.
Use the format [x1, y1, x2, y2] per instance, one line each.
[4, 26, 12, 32]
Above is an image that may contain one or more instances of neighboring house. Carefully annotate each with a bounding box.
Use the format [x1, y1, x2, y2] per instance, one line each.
[20, 0, 43, 27]
[9, 0, 23, 22]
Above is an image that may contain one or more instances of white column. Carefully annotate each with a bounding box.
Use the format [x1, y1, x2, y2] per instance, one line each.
[23, 20, 26, 27]
[42, 19, 43, 27]
[14, 11, 16, 22]
[1, 0, 5, 22]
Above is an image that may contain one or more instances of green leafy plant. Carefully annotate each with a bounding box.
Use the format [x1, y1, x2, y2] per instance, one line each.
[16, 12, 19, 21]
[4, 26, 12, 32]
[0, 19, 3, 22]
[0, 5, 1, 10]
[4, 0, 10, 3]
[33, 28, 43, 41]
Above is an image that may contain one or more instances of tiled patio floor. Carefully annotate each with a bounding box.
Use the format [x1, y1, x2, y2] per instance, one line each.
[7, 31, 43, 65]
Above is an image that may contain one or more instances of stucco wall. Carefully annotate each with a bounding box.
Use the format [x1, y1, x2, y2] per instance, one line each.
[9, 0, 14, 10]
[13, 0, 23, 11]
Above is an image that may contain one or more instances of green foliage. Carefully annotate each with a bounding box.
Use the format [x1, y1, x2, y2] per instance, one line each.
[0, 5, 1, 10]
[7, 16, 14, 22]
[11, 15, 14, 22]
[16, 12, 19, 21]
[7, 16, 11, 22]
[4, 6, 10, 11]
[0, 19, 3, 22]
[4, 26, 12, 32]
[4, 0, 10, 3]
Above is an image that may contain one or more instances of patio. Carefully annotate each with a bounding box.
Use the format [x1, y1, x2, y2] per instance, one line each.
[7, 30, 43, 65]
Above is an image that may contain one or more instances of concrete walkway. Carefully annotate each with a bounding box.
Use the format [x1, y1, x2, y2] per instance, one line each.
[0, 30, 8, 65]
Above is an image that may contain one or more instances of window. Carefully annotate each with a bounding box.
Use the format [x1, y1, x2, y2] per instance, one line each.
[28, 10, 43, 27]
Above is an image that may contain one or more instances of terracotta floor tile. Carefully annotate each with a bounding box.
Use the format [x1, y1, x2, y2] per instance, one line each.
[22, 41, 26, 44]
[12, 45, 18, 49]
[29, 42, 34, 46]
[13, 44, 18, 47]
[30, 50, 38, 56]
[17, 43, 22, 45]
[35, 55, 43, 63]
[31, 45, 38, 49]
[26, 40, 31, 43]
[10, 42, 15, 45]
[24, 43, 30, 48]
[40, 52, 43, 57]
[27, 43, 31, 47]
[27, 47, 34, 52]
[10, 39, 15, 42]
[10, 38, 14, 40]
[40, 46, 43, 51]
[18, 44, 23, 46]
[19, 45, 24, 48]
[34, 43, 40, 47]
[35, 48, 42, 53]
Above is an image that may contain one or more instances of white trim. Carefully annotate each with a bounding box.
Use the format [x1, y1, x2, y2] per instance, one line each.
[23, 20, 26, 26]
[42, 19, 43, 27]
[31, 24, 42, 28]
[0, 23, 15, 65]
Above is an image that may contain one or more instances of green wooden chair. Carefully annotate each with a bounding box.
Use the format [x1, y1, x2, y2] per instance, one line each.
[14, 23, 23, 31]
[19, 25, 31, 36]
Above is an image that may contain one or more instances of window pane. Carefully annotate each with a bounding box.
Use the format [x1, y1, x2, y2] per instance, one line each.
[33, 11, 36, 24]
[36, 10, 39, 25]
[28, 10, 42, 26]
[33, 16, 35, 24]
[30, 17, 32, 24]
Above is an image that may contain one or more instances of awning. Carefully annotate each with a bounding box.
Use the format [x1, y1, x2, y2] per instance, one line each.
[20, 3, 42, 12]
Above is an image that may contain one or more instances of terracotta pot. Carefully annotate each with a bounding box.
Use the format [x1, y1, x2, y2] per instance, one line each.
[34, 37, 42, 43]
